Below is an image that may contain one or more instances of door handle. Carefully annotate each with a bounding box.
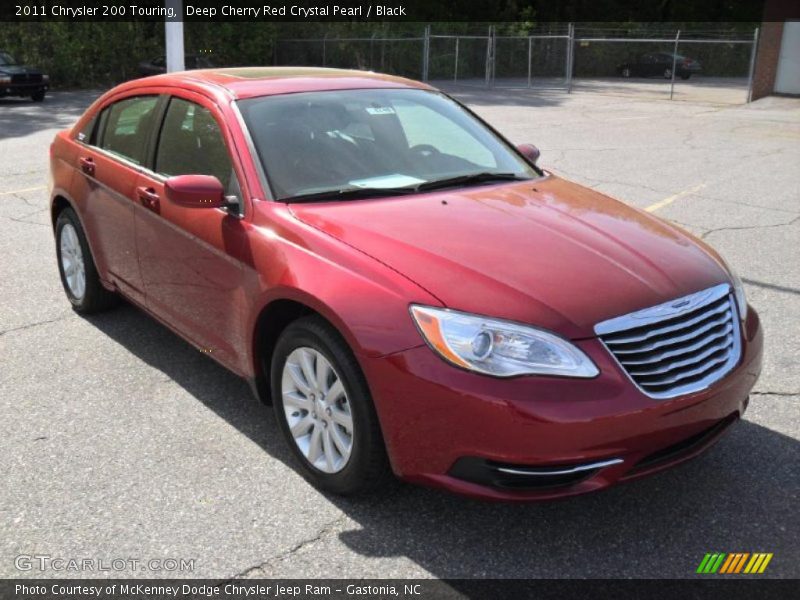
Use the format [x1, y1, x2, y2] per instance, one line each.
[79, 156, 95, 176]
[136, 186, 160, 212]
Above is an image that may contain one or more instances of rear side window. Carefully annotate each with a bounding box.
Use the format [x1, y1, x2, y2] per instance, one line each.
[99, 96, 159, 165]
[155, 97, 234, 191]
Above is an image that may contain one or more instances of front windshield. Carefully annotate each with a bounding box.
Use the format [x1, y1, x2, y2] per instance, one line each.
[0, 52, 18, 66]
[238, 88, 540, 200]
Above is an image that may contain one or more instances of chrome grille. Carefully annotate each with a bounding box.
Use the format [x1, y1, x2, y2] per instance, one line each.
[595, 284, 741, 399]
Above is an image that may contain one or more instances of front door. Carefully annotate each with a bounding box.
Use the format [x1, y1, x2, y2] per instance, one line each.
[134, 95, 249, 372]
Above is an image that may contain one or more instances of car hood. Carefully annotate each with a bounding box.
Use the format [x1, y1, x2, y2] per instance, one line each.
[288, 176, 730, 339]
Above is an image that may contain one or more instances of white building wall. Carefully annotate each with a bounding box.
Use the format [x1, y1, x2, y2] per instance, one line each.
[775, 21, 800, 94]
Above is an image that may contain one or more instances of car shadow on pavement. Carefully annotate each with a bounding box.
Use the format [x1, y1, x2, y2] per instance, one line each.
[81, 303, 799, 579]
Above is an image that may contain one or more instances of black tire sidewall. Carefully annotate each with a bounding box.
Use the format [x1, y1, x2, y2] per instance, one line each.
[55, 208, 105, 311]
[270, 318, 384, 494]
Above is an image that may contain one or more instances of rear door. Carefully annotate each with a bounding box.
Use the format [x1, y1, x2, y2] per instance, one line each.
[133, 93, 250, 372]
[71, 94, 161, 303]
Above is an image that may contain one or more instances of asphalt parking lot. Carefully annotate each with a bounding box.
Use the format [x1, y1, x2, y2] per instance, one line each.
[435, 76, 752, 105]
[1, 88, 798, 580]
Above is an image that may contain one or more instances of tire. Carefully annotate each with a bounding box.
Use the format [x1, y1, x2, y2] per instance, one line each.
[663, 68, 673, 79]
[31, 90, 45, 102]
[621, 67, 631, 78]
[680, 73, 691, 80]
[55, 208, 118, 313]
[271, 315, 390, 495]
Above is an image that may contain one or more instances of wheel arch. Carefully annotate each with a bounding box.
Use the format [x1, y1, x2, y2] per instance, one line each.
[50, 192, 75, 229]
[248, 292, 362, 405]
[50, 191, 110, 287]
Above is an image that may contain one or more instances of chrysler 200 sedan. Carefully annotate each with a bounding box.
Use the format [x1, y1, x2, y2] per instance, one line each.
[49, 67, 762, 501]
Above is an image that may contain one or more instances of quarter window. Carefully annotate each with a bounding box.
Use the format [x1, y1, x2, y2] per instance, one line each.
[99, 96, 159, 165]
[77, 115, 97, 145]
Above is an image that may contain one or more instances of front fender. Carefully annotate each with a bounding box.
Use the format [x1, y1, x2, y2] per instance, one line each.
[242, 202, 440, 379]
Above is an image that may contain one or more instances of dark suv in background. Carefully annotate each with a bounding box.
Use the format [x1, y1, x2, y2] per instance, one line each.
[0, 51, 49, 101]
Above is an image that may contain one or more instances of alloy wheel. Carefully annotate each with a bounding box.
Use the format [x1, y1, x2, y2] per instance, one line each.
[281, 347, 354, 473]
[60, 223, 86, 300]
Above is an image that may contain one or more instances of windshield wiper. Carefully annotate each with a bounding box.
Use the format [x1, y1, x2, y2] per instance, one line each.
[283, 186, 418, 203]
[283, 172, 529, 203]
[414, 172, 529, 192]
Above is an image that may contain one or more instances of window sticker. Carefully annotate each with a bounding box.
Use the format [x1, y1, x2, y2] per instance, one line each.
[366, 106, 396, 115]
[349, 174, 425, 189]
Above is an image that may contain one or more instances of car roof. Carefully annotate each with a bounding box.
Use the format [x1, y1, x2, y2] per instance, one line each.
[132, 67, 432, 100]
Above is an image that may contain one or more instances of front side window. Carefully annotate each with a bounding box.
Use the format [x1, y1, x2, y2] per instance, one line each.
[155, 97, 235, 194]
[238, 88, 540, 200]
[99, 96, 159, 165]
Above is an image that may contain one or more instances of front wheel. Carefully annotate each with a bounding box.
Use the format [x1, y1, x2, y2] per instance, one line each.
[680, 73, 691, 80]
[663, 68, 673, 79]
[31, 90, 45, 102]
[621, 67, 631, 78]
[55, 208, 118, 313]
[271, 316, 390, 495]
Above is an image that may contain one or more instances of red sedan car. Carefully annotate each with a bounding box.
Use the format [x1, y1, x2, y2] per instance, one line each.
[49, 68, 762, 501]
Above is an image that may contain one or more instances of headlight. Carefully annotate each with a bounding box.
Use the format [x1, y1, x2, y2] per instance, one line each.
[0, 75, 10, 85]
[410, 305, 599, 378]
[42, 74, 49, 83]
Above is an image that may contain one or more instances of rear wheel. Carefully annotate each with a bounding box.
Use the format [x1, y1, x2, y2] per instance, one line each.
[55, 208, 118, 313]
[271, 316, 390, 495]
[680, 73, 691, 80]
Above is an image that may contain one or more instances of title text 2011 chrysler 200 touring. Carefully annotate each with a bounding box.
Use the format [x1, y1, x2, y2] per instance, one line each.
[49, 68, 763, 501]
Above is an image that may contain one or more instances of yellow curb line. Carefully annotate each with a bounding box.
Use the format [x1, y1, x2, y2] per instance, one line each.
[645, 183, 706, 213]
[0, 185, 47, 196]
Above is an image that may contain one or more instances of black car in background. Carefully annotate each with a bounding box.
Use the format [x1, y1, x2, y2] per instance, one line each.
[0, 51, 49, 101]
[138, 54, 215, 77]
[617, 52, 702, 80]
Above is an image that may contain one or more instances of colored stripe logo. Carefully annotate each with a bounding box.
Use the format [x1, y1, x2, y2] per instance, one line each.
[697, 553, 773, 574]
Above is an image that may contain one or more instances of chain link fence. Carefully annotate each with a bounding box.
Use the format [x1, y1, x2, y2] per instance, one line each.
[273, 24, 759, 104]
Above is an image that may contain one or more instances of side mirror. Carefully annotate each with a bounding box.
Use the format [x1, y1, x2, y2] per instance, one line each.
[516, 143, 540, 166]
[164, 174, 226, 209]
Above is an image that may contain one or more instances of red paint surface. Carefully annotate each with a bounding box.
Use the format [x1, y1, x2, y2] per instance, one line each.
[50, 69, 762, 500]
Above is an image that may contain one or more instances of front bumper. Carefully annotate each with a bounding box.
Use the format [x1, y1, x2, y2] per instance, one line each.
[361, 307, 763, 501]
[0, 83, 48, 97]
